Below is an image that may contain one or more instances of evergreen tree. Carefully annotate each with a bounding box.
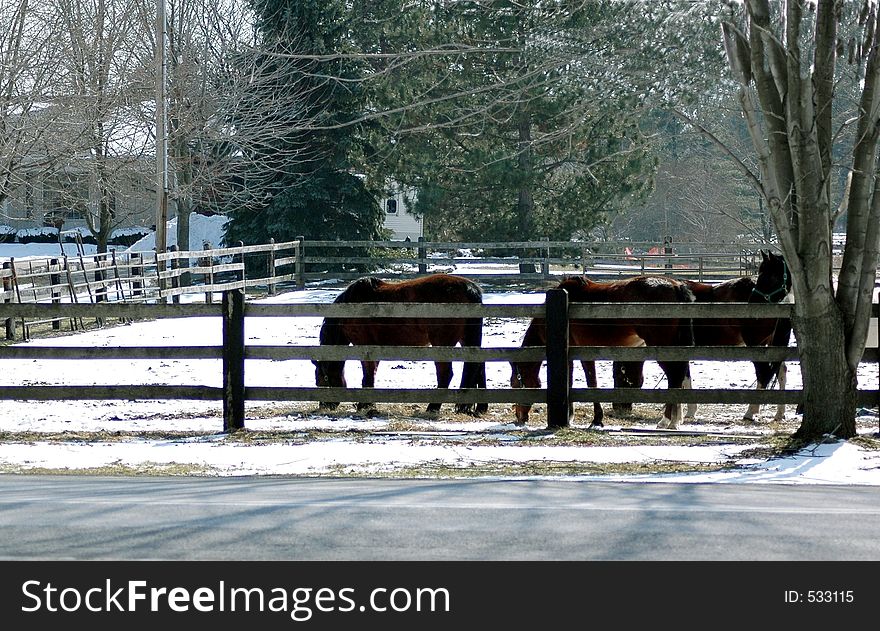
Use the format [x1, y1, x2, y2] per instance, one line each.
[223, 0, 384, 247]
[361, 1, 660, 241]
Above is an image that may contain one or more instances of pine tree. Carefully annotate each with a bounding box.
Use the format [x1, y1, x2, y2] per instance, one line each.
[223, 0, 384, 247]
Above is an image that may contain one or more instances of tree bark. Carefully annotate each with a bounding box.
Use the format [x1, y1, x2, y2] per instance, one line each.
[516, 105, 534, 237]
[791, 307, 857, 439]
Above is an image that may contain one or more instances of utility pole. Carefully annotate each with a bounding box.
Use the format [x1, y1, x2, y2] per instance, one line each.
[155, 0, 168, 258]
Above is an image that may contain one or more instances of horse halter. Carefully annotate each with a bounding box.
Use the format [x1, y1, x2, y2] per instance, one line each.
[751, 258, 790, 303]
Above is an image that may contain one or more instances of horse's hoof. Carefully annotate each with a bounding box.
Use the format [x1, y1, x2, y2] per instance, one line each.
[657, 418, 676, 429]
[588, 422, 603, 430]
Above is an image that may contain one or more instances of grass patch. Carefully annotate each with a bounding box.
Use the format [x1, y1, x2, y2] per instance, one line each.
[0, 461, 219, 476]
[328, 459, 739, 479]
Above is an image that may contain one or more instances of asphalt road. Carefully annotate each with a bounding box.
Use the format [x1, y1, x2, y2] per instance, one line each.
[1, 475, 879, 560]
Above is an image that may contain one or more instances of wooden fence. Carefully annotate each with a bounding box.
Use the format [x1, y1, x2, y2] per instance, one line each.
[1, 240, 301, 340]
[0, 292, 877, 432]
[291, 237, 768, 286]
[2, 238, 781, 340]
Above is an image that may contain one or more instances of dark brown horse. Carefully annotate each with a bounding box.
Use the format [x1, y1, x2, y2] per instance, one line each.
[611, 250, 793, 422]
[510, 275, 696, 429]
[313, 274, 487, 415]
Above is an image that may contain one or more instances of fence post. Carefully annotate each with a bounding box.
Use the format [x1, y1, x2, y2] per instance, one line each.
[268, 237, 277, 296]
[2, 261, 13, 340]
[50, 258, 61, 330]
[238, 240, 246, 289]
[541, 236, 550, 278]
[94, 254, 106, 304]
[417, 236, 427, 274]
[545, 287, 570, 429]
[203, 243, 214, 304]
[131, 252, 143, 300]
[664, 235, 673, 270]
[295, 235, 305, 289]
[170, 245, 180, 305]
[222, 289, 246, 432]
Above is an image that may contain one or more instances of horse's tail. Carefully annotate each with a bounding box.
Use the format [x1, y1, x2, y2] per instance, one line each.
[460, 281, 487, 413]
[674, 283, 696, 348]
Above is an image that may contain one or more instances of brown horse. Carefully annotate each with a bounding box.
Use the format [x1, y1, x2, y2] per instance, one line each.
[612, 249, 793, 421]
[313, 274, 487, 416]
[510, 275, 696, 429]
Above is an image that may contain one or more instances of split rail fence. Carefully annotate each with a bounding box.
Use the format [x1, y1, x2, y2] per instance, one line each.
[0, 290, 877, 432]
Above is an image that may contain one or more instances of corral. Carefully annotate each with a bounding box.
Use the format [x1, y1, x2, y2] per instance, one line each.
[1, 239, 878, 479]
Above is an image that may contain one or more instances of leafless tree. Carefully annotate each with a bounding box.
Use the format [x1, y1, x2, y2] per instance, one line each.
[49, 0, 155, 252]
[0, 0, 65, 220]
[680, 0, 879, 440]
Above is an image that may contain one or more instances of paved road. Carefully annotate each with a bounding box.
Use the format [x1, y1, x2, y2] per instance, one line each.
[1, 475, 879, 560]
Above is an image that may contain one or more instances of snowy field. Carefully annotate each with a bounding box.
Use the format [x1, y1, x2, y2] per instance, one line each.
[1, 283, 878, 483]
[2, 220, 878, 482]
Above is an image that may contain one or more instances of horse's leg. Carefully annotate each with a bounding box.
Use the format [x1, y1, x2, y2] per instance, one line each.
[583, 360, 603, 428]
[682, 363, 696, 419]
[356, 360, 379, 413]
[773, 362, 787, 421]
[476, 360, 488, 415]
[746, 360, 787, 422]
[511, 361, 541, 425]
[429, 361, 454, 413]
[656, 361, 688, 430]
[459, 317, 488, 415]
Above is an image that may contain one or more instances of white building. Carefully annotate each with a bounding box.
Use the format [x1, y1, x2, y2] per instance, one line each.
[381, 182, 423, 241]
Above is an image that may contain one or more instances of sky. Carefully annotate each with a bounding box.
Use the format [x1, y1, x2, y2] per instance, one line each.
[1, 218, 879, 483]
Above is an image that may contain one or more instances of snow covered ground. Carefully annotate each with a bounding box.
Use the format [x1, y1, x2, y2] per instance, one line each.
[2, 220, 878, 482]
[1, 284, 878, 483]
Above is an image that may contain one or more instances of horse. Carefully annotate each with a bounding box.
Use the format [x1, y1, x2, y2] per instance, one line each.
[611, 249, 793, 422]
[510, 275, 696, 429]
[313, 273, 488, 416]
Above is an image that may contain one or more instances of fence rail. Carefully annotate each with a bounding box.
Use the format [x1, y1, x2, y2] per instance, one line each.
[292, 237, 771, 286]
[1, 293, 877, 432]
[2, 240, 302, 339]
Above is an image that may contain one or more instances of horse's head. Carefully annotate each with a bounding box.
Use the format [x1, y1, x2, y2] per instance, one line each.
[313, 359, 346, 411]
[752, 250, 792, 303]
[509, 361, 537, 425]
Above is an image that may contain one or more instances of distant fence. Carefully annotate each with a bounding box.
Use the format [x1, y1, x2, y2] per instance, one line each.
[1, 240, 301, 340]
[2, 238, 779, 340]
[0, 292, 876, 432]
[293, 238, 770, 286]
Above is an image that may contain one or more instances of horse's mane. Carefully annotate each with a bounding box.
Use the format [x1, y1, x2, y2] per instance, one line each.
[334, 276, 383, 303]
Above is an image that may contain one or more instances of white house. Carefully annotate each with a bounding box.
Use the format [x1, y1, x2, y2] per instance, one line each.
[381, 182, 423, 241]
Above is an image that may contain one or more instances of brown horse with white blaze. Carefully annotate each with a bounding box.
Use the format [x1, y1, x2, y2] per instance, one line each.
[313, 274, 487, 416]
[510, 275, 696, 429]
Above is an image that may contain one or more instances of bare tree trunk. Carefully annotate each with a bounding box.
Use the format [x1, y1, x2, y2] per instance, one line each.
[716, 0, 877, 441]
[175, 198, 191, 287]
[516, 105, 534, 237]
[792, 307, 857, 439]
